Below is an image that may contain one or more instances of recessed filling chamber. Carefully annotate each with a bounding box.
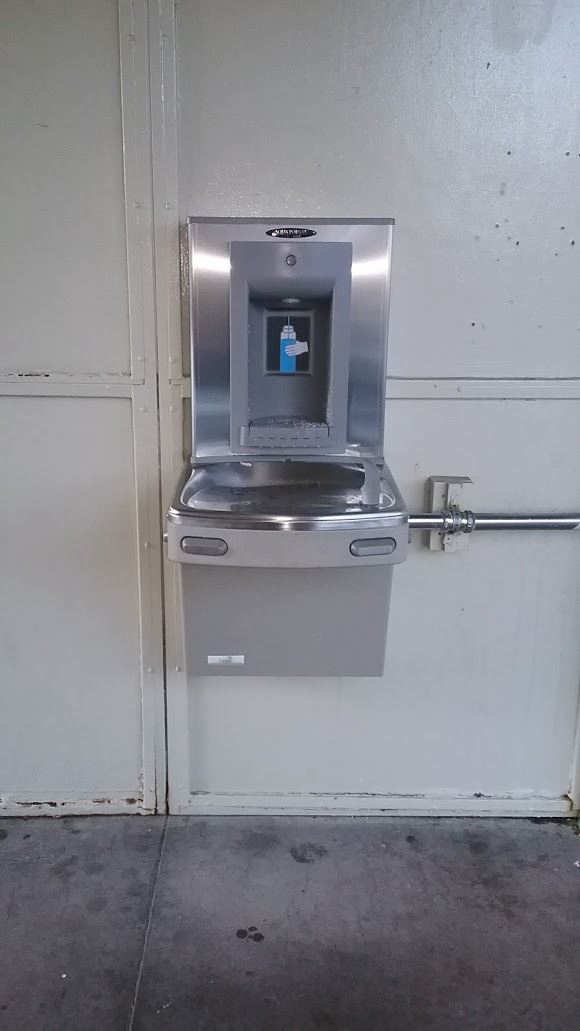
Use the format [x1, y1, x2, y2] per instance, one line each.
[230, 240, 351, 451]
[248, 297, 331, 443]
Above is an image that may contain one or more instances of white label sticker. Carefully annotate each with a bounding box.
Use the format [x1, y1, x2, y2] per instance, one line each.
[207, 654, 245, 666]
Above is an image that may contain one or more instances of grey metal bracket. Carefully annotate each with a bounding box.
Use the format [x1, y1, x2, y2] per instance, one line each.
[424, 476, 474, 552]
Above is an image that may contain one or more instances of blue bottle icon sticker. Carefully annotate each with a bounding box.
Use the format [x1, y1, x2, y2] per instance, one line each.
[280, 324, 296, 373]
[279, 323, 309, 373]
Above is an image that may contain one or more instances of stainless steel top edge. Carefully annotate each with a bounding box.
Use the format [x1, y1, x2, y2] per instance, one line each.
[193, 452, 386, 464]
[167, 508, 408, 533]
[185, 216, 395, 226]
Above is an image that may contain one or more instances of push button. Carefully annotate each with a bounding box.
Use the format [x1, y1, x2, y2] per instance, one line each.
[181, 536, 228, 557]
[349, 537, 396, 557]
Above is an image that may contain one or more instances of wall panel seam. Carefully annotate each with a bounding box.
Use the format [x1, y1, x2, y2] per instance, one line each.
[175, 376, 580, 401]
[149, 0, 190, 813]
[119, 0, 167, 811]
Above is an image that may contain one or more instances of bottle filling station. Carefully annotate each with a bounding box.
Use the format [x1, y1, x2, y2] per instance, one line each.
[167, 218, 580, 677]
[167, 218, 407, 676]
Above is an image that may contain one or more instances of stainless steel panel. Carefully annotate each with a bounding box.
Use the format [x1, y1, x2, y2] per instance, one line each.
[169, 519, 407, 568]
[187, 218, 393, 460]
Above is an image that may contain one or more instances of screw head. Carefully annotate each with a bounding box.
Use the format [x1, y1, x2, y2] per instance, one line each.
[285, 254, 297, 267]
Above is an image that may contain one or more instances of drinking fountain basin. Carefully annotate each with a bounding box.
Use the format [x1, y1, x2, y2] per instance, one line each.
[167, 460, 408, 567]
[180, 461, 397, 519]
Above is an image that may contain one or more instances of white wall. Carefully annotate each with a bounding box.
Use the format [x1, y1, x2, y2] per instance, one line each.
[0, 0, 165, 813]
[158, 0, 580, 815]
[2, 0, 579, 818]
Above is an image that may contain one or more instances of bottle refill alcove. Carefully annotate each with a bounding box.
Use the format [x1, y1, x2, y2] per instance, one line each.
[167, 218, 408, 676]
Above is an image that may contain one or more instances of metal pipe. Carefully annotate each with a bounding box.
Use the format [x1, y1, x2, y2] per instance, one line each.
[409, 510, 580, 533]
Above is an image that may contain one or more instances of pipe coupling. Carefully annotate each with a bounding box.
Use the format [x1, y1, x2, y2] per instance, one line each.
[442, 505, 476, 534]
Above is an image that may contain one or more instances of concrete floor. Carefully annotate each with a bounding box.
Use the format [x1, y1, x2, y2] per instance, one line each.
[0, 817, 579, 1030]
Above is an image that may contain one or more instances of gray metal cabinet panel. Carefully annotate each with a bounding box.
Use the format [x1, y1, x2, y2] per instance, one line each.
[182, 566, 393, 677]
